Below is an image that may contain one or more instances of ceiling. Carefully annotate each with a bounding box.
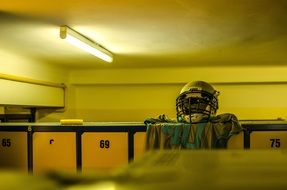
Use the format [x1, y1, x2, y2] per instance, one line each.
[1, 0, 287, 69]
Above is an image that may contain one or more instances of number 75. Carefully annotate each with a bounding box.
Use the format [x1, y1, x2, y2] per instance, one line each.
[270, 139, 280, 148]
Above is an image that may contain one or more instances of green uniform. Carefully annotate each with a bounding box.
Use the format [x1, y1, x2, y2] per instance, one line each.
[145, 113, 243, 150]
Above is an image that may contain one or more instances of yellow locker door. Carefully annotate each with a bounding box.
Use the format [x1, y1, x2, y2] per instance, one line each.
[250, 131, 287, 149]
[227, 132, 244, 149]
[0, 132, 27, 171]
[134, 132, 146, 160]
[82, 132, 128, 172]
[33, 132, 76, 173]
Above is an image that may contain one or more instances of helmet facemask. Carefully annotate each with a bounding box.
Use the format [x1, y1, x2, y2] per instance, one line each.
[176, 88, 219, 123]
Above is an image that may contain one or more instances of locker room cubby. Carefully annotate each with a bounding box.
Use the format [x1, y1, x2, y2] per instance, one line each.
[1, 121, 287, 173]
[241, 121, 287, 149]
[33, 132, 77, 173]
[81, 132, 128, 172]
[0, 130, 28, 171]
[0, 122, 146, 173]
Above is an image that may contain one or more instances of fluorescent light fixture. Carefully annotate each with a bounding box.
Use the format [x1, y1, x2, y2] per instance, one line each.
[60, 26, 113, 63]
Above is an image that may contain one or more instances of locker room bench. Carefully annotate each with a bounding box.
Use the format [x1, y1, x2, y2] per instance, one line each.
[0, 120, 286, 173]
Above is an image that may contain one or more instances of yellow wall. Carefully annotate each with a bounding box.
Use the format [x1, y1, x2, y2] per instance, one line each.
[64, 83, 287, 121]
[2, 50, 287, 122]
[69, 84, 179, 121]
[57, 66, 287, 122]
[4, 63, 285, 122]
[0, 49, 68, 109]
[0, 49, 67, 83]
[216, 84, 287, 120]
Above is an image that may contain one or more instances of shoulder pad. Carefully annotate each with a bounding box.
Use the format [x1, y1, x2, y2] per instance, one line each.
[144, 114, 176, 125]
[211, 113, 239, 123]
[210, 113, 243, 137]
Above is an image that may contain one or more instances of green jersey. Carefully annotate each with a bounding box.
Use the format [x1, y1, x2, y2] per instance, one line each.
[145, 113, 243, 150]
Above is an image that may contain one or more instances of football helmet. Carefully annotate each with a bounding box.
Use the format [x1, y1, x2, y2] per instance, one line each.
[176, 81, 219, 122]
